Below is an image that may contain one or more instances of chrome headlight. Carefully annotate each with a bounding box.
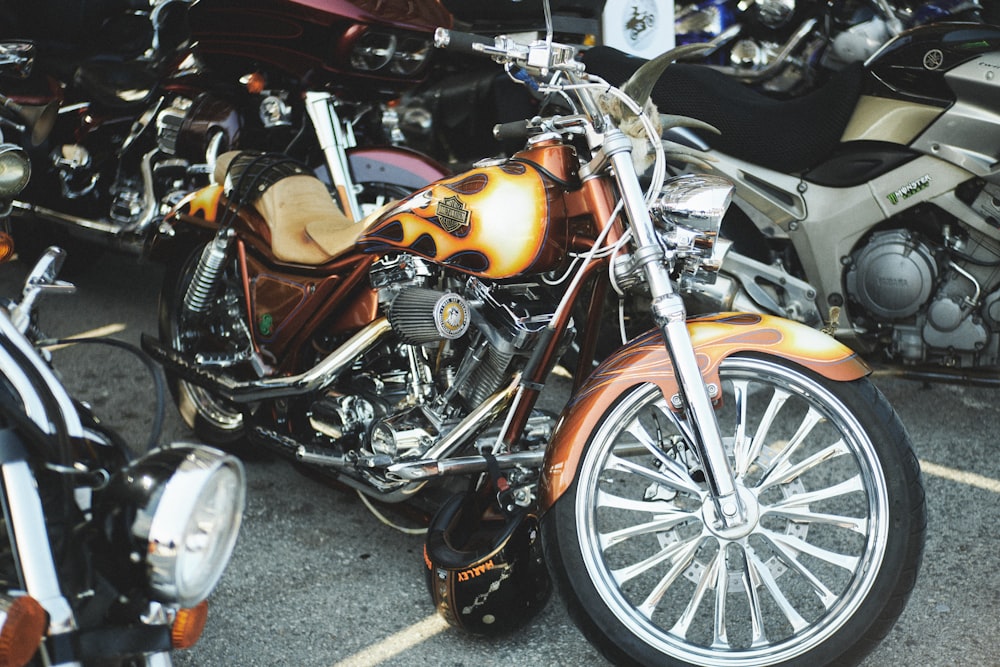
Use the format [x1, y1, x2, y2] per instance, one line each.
[351, 30, 395, 71]
[651, 174, 733, 258]
[348, 29, 431, 77]
[123, 446, 246, 607]
[640, 173, 735, 291]
[390, 36, 430, 76]
[0, 144, 30, 197]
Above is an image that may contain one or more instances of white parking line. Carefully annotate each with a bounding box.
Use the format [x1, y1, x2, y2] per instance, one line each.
[920, 460, 1000, 494]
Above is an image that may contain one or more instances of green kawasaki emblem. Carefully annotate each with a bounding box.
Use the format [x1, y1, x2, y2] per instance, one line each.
[259, 313, 274, 336]
[887, 175, 931, 205]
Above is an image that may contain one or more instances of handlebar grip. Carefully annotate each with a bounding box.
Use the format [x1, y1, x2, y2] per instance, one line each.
[493, 120, 535, 143]
[434, 28, 495, 54]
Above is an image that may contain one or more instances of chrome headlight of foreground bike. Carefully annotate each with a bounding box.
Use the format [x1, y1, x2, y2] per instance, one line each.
[650, 173, 734, 277]
[651, 174, 733, 255]
[101, 445, 246, 608]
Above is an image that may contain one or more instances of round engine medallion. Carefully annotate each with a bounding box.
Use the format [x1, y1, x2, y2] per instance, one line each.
[434, 294, 470, 339]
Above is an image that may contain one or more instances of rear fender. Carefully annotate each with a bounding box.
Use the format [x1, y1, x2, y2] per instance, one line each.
[346, 146, 449, 190]
[538, 313, 870, 511]
[144, 184, 224, 262]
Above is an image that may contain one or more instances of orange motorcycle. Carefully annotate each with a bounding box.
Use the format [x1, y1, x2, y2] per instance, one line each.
[142, 19, 925, 667]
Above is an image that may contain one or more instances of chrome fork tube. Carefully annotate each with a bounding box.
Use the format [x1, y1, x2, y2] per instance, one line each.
[303, 91, 362, 222]
[606, 132, 745, 528]
[2, 459, 80, 657]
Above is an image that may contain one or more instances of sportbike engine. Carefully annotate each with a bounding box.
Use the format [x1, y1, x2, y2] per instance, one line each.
[844, 220, 1000, 368]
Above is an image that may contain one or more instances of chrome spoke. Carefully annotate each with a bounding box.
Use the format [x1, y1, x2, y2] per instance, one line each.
[597, 490, 698, 549]
[712, 546, 731, 649]
[747, 546, 810, 633]
[625, 416, 703, 492]
[732, 378, 751, 476]
[765, 505, 869, 534]
[607, 452, 703, 497]
[741, 386, 790, 477]
[739, 546, 769, 648]
[769, 475, 866, 510]
[636, 536, 706, 618]
[757, 406, 824, 486]
[763, 528, 862, 574]
[757, 439, 851, 492]
[612, 531, 702, 585]
[759, 531, 842, 609]
[666, 541, 723, 639]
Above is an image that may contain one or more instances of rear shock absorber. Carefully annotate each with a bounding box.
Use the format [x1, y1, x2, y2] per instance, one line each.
[183, 229, 235, 314]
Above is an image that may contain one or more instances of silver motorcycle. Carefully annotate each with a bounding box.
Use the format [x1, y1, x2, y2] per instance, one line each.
[586, 20, 1000, 386]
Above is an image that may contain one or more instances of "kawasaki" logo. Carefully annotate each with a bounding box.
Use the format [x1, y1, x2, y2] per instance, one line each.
[887, 175, 931, 205]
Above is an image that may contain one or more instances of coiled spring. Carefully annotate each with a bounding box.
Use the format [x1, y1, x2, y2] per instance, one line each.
[183, 230, 234, 314]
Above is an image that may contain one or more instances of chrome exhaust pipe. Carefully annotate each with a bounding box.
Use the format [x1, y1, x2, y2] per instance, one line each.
[140, 318, 393, 403]
[386, 449, 545, 481]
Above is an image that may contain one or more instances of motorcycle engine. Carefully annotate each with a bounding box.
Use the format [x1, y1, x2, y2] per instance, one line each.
[845, 228, 997, 364]
[156, 94, 240, 163]
[845, 230, 937, 321]
[308, 254, 556, 465]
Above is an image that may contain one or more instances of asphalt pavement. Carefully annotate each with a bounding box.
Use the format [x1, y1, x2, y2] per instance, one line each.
[5, 250, 998, 667]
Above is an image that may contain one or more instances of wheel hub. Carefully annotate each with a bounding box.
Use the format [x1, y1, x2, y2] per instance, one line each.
[701, 484, 760, 540]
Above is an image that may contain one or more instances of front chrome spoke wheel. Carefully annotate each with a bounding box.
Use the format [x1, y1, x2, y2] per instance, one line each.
[564, 355, 910, 666]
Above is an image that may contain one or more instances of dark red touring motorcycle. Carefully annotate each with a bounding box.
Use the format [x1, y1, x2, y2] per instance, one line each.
[1, 0, 451, 258]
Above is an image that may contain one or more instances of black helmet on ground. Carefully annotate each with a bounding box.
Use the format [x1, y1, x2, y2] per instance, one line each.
[423, 481, 551, 635]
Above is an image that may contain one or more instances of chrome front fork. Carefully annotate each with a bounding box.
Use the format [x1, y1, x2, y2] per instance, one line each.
[607, 134, 746, 528]
[303, 91, 362, 222]
[2, 456, 82, 666]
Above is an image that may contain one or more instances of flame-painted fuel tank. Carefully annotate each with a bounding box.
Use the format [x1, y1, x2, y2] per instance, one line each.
[358, 158, 572, 279]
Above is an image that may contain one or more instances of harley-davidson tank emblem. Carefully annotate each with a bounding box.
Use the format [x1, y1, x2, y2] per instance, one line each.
[436, 195, 470, 233]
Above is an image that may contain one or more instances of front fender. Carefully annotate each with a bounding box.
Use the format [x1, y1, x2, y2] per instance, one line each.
[538, 312, 869, 511]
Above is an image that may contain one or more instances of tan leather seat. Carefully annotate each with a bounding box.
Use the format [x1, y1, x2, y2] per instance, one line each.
[213, 151, 391, 265]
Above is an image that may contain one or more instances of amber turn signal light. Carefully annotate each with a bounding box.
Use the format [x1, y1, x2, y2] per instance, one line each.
[171, 600, 209, 650]
[245, 71, 266, 95]
[0, 231, 15, 264]
[0, 594, 47, 667]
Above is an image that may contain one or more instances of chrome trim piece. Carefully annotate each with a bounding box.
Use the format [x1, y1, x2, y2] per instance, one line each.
[2, 461, 78, 639]
[143, 317, 393, 402]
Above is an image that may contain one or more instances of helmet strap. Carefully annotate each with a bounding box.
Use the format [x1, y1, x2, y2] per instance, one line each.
[482, 452, 518, 516]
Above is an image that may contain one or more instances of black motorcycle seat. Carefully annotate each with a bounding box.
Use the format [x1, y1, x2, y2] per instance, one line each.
[73, 58, 159, 110]
[582, 46, 865, 174]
